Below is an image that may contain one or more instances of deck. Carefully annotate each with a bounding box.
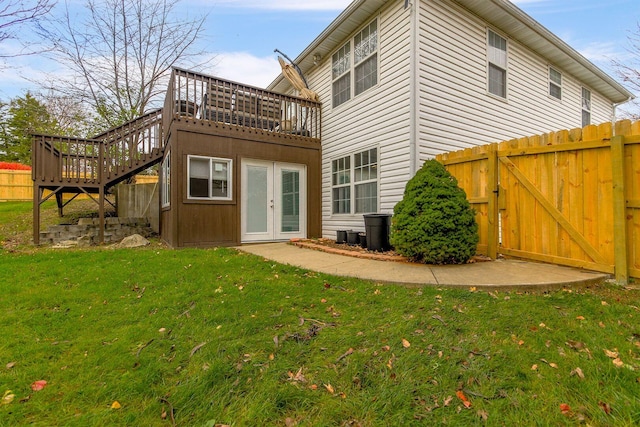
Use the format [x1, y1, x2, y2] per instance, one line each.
[31, 69, 322, 244]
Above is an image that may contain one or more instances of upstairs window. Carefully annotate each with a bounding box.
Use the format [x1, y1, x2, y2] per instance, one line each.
[188, 156, 232, 201]
[487, 29, 507, 98]
[582, 87, 592, 127]
[354, 20, 378, 96]
[332, 43, 351, 108]
[549, 67, 562, 100]
[332, 18, 378, 108]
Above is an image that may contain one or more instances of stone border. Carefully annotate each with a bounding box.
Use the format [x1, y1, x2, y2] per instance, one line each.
[289, 238, 408, 262]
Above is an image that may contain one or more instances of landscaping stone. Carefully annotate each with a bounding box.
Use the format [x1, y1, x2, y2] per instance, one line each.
[116, 234, 150, 248]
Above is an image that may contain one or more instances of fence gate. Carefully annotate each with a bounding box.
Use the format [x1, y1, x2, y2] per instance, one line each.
[437, 120, 640, 284]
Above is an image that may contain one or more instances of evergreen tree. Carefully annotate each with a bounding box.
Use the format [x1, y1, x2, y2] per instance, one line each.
[390, 159, 479, 265]
[0, 93, 61, 164]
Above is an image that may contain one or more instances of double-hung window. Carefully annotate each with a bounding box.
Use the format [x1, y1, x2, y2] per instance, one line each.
[549, 67, 562, 100]
[332, 18, 378, 108]
[332, 148, 378, 214]
[582, 87, 591, 127]
[487, 29, 507, 98]
[354, 20, 378, 96]
[161, 152, 170, 207]
[187, 155, 232, 201]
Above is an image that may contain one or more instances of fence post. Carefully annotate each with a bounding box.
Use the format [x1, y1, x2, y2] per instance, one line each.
[610, 135, 628, 285]
[487, 144, 499, 259]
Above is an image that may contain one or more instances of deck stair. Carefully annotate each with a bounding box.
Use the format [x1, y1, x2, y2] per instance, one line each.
[32, 109, 164, 244]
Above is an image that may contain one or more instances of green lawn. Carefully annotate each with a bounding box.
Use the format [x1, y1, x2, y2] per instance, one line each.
[0, 202, 639, 426]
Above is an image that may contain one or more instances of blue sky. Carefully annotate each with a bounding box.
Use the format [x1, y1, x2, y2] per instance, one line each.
[0, 0, 639, 101]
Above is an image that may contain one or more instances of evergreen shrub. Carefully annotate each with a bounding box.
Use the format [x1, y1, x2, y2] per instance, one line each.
[390, 159, 479, 264]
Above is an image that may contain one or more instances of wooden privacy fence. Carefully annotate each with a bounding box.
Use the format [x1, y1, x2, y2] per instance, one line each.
[436, 120, 640, 284]
[0, 170, 32, 201]
[0, 170, 157, 202]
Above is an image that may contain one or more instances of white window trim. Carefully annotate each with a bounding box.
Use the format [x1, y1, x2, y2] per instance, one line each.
[549, 66, 562, 101]
[187, 155, 233, 201]
[161, 151, 170, 208]
[581, 87, 592, 127]
[331, 147, 379, 216]
[487, 28, 508, 100]
[331, 17, 379, 109]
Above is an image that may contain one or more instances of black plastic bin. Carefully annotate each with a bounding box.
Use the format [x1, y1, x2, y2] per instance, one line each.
[336, 230, 350, 244]
[364, 213, 392, 252]
[346, 230, 360, 245]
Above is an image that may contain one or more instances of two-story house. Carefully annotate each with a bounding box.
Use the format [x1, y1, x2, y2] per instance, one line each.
[268, 0, 633, 239]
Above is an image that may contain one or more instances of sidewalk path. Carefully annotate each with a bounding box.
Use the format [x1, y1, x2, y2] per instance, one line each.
[236, 242, 609, 290]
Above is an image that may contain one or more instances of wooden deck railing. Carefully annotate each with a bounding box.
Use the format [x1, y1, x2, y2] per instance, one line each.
[32, 109, 164, 189]
[164, 67, 321, 140]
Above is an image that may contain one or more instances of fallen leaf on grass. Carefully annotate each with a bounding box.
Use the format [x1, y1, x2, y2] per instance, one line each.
[612, 358, 624, 368]
[531, 364, 538, 371]
[2, 390, 15, 405]
[604, 349, 619, 359]
[111, 401, 122, 409]
[570, 367, 585, 379]
[5, 362, 16, 370]
[402, 339, 411, 348]
[287, 368, 306, 383]
[477, 409, 489, 421]
[443, 396, 453, 407]
[599, 401, 612, 415]
[30, 380, 47, 391]
[539, 359, 558, 369]
[601, 301, 609, 306]
[189, 341, 208, 358]
[560, 403, 571, 415]
[324, 384, 334, 394]
[456, 390, 472, 408]
[576, 316, 585, 320]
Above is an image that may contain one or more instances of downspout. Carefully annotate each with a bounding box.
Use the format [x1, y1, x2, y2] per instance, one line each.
[408, 0, 419, 176]
[611, 100, 629, 136]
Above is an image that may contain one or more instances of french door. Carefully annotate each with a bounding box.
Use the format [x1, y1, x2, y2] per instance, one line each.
[241, 160, 306, 242]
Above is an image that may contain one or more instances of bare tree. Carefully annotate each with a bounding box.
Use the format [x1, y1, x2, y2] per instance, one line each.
[43, 0, 209, 128]
[0, 0, 55, 56]
[614, 22, 640, 120]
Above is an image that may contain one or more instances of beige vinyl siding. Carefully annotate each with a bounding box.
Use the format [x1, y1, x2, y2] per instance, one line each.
[305, 1, 412, 237]
[417, 0, 614, 162]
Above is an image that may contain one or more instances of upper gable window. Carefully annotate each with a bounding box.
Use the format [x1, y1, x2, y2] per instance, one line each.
[487, 29, 507, 98]
[549, 67, 562, 100]
[332, 18, 378, 108]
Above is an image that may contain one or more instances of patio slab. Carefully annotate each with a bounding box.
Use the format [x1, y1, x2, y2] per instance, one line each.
[236, 243, 609, 290]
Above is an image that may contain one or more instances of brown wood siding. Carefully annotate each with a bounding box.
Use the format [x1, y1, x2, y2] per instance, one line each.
[164, 118, 321, 247]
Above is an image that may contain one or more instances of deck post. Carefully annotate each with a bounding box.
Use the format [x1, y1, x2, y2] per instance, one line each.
[55, 191, 64, 217]
[33, 184, 40, 245]
[98, 140, 105, 244]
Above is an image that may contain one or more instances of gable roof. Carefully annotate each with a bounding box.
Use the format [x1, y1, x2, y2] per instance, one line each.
[268, 0, 633, 104]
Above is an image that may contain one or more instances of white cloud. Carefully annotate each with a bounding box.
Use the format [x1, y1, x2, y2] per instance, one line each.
[210, 52, 282, 88]
[213, 0, 351, 11]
